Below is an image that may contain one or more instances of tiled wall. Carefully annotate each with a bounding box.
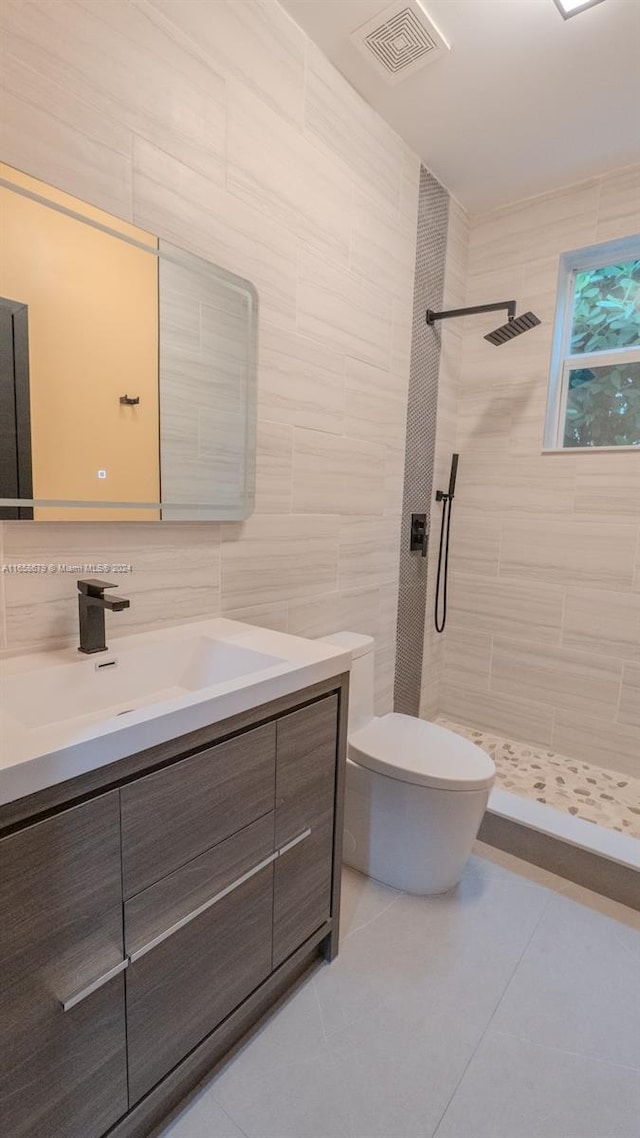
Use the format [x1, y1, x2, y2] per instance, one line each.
[0, 0, 422, 710]
[436, 163, 640, 779]
[420, 196, 470, 720]
[395, 168, 449, 717]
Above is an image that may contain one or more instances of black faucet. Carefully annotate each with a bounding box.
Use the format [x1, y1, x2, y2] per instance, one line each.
[77, 579, 130, 654]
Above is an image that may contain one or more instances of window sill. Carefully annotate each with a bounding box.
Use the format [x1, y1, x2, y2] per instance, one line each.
[542, 445, 640, 454]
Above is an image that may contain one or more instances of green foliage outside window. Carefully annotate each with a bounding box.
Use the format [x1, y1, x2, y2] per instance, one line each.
[563, 260, 640, 448]
[571, 260, 640, 352]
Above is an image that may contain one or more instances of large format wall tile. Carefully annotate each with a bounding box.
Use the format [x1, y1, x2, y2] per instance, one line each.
[338, 515, 401, 592]
[448, 574, 564, 645]
[287, 585, 379, 642]
[448, 516, 501, 578]
[467, 178, 599, 273]
[0, 88, 133, 219]
[3, 0, 227, 185]
[297, 247, 393, 370]
[227, 80, 350, 267]
[287, 583, 395, 714]
[304, 42, 402, 209]
[596, 161, 640, 242]
[553, 710, 640, 780]
[350, 183, 416, 303]
[222, 600, 288, 634]
[254, 422, 293, 515]
[438, 684, 555, 748]
[258, 325, 345, 434]
[343, 357, 407, 447]
[455, 455, 575, 517]
[0, 0, 419, 702]
[132, 139, 299, 332]
[141, 0, 306, 126]
[500, 519, 637, 590]
[443, 628, 492, 694]
[562, 587, 640, 661]
[220, 515, 338, 611]
[618, 662, 640, 729]
[292, 429, 386, 516]
[573, 453, 640, 519]
[1, 49, 132, 162]
[490, 637, 622, 721]
[2, 522, 221, 650]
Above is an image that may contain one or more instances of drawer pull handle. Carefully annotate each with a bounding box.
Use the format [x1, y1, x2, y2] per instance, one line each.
[129, 850, 279, 963]
[279, 828, 311, 856]
[129, 828, 313, 965]
[61, 958, 128, 1012]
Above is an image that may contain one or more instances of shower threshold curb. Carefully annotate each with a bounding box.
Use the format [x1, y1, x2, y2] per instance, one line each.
[480, 788, 640, 912]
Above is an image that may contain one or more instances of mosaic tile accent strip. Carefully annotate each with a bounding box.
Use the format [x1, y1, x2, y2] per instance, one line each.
[395, 167, 449, 715]
[436, 717, 640, 841]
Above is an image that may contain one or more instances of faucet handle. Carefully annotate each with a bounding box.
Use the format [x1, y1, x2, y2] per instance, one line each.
[77, 579, 120, 598]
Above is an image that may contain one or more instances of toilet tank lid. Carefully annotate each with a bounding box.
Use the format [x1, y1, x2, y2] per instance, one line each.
[349, 713, 496, 791]
[317, 631, 374, 659]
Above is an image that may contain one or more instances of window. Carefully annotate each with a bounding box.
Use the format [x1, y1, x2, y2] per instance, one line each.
[545, 236, 640, 449]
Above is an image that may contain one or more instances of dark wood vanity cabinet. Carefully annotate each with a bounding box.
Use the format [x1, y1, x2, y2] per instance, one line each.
[273, 697, 338, 967]
[119, 722, 278, 898]
[0, 793, 128, 1138]
[0, 676, 348, 1138]
[124, 811, 277, 1103]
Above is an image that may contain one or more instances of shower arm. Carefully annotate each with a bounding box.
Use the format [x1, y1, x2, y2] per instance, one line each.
[426, 300, 516, 325]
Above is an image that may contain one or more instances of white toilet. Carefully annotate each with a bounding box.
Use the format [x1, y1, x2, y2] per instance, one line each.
[321, 631, 496, 895]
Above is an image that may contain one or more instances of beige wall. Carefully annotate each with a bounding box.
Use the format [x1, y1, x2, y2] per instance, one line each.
[0, 0, 420, 711]
[431, 163, 640, 779]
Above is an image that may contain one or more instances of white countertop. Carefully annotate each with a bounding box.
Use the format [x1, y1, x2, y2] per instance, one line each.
[0, 619, 351, 808]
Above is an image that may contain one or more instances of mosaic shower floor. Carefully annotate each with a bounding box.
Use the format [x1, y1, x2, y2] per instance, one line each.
[436, 717, 640, 841]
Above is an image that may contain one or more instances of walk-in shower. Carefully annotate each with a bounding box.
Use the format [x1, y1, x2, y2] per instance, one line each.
[427, 299, 541, 632]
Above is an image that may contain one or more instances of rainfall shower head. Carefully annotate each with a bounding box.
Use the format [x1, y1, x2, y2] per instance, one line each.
[426, 300, 541, 345]
[484, 311, 541, 346]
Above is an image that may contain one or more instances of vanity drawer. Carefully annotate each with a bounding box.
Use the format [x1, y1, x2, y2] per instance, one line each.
[0, 793, 127, 1138]
[120, 722, 276, 897]
[126, 863, 274, 1103]
[273, 697, 338, 967]
[124, 812, 275, 961]
[273, 817, 334, 967]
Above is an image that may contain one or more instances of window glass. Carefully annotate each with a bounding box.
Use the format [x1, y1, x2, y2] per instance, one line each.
[571, 260, 640, 354]
[564, 361, 640, 448]
[546, 239, 640, 449]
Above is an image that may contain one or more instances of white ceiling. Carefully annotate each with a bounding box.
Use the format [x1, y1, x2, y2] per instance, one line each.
[279, 0, 640, 213]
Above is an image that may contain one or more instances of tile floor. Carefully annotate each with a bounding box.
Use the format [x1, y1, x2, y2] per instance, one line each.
[437, 717, 640, 841]
[157, 847, 640, 1138]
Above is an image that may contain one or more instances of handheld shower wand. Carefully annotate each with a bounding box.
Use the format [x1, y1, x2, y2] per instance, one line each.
[434, 453, 458, 634]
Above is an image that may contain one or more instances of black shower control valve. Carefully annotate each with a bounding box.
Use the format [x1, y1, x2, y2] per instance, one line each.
[410, 513, 428, 557]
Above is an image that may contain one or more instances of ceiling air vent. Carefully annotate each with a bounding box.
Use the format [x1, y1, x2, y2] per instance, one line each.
[351, 0, 449, 85]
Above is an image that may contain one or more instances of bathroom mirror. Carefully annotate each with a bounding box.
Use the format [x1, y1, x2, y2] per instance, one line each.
[0, 164, 257, 521]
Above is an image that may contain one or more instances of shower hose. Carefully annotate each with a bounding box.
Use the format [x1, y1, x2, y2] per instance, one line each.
[434, 490, 452, 634]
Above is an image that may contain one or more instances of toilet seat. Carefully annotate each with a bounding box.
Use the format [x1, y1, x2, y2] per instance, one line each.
[348, 713, 495, 792]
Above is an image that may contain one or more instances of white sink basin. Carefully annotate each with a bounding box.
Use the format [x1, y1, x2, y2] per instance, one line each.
[5, 636, 285, 729]
[0, 617, 351, 808]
